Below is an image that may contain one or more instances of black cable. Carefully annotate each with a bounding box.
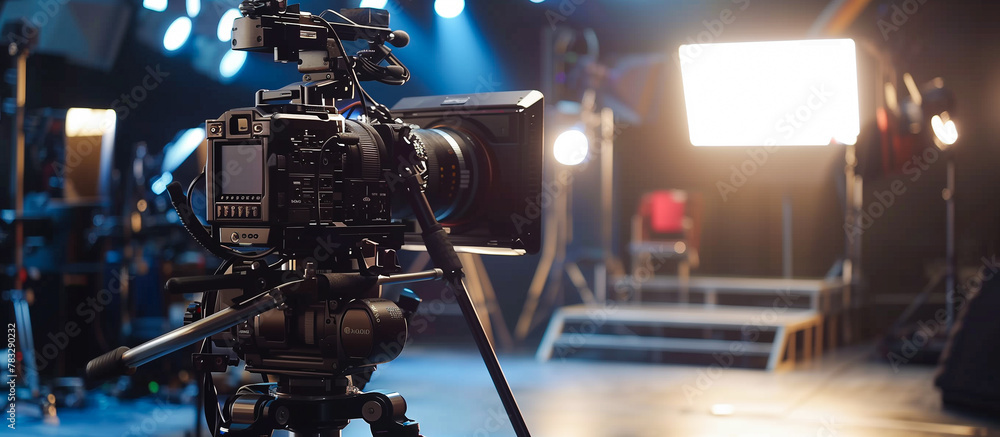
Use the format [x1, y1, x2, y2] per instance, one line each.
[171, 176, 277, 261]
[188, 170, 205, 205]
[318, 18, 373, 121]
[198, 257, 233, 437]
[345, 104, 361, 119]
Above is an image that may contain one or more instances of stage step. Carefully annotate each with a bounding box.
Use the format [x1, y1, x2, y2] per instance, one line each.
[537, 303, 823, 371]
[549, 334, 774, 355]
[626, 276, 848, 312]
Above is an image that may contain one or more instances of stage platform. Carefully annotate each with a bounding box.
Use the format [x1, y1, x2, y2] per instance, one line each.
[537, 276, 851, 370]
[12, 346, 999, 436]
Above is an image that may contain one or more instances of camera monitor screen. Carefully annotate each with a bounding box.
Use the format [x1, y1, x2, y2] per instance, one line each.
[220, 144, 264, 195]
[679, 39, 860, 147]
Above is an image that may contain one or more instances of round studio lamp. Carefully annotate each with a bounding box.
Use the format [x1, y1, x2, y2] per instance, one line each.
[931, 111, 959, 149]
[553, 129, 589, 166]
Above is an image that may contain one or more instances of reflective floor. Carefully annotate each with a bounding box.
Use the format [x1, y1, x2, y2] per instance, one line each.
[13, 344, 1000, 436]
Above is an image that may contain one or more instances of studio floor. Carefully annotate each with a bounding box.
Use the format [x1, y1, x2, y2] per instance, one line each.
[13, 344, 1000, 437]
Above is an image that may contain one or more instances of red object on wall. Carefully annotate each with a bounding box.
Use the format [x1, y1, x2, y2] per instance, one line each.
[640, 190, 687, 235]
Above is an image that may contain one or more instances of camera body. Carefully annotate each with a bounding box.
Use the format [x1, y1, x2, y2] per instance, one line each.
[205, 104, 402, 254]
[204, 90, 545, 257]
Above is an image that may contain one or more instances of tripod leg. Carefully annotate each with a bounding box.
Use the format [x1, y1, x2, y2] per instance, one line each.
[400, 164, 531, 437]
[460, 253, 496, 347]
[469, 254, 514, 350]
[564, 261, 596, 305]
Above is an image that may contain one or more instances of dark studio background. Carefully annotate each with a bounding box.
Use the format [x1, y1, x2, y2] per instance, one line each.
[4, 0, 1000, 372]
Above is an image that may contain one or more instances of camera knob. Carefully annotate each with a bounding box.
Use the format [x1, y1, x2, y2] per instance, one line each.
[396, 288, 422, 319]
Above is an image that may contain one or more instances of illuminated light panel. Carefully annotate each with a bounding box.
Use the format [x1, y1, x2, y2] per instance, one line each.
[360, 0, 388, 8]
[553, 129, 589, 166]
[679, 39, 860, 147]
[163, 17, 192, 51]
[435, 0, 465, 18]
[219, 50, 248, 78]
[143, 0, 167, 12]
[218, 9, 242, 42]
[66, 108, 116, 137]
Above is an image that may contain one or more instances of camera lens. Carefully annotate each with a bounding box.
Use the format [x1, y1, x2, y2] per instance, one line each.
[409, 127, 490, 224]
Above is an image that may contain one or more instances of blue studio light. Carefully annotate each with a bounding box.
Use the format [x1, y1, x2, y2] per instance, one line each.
[143, 0, 167, 12]
[218, 8, 242, 42]
[220, 50, 248, 78]
[186, 0, 200, 17]
[434, 0, 464, 18]
[530, 0, 544, 3]
[360, 0, 388, 8]
[151, 172, 173, 195]
[163, 17, 192, 51]
[161, 128, 207, 174]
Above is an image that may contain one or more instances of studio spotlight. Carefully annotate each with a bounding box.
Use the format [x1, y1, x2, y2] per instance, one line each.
[931, 111, 959, 148]
[143, 0, 167, 12]
[161, 127, 207, 174]
[150, 172, 173, 195]
[162, 17, 192, 51]
[553, 129, 589, 166]
[217, 8, 242, 42]
[186, 0, 200, 17]
[360, 0, 388, 8]
[435, 0, 465, 18]
[219, 50, 247, 79]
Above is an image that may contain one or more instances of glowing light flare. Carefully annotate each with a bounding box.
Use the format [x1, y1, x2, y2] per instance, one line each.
[162, 128, 207, 173]
[435, 0, 465, 18]
[66, 108, 116, 137]
[679, 39, 860, 147]
[163, 17, 192, 51]
[220, 50, 247, 78]
[143, 0, 167, 12]
[186, 0, 200, 17]
[360, 0, 388, 8]
[553, 130, 589, 166]
[710, 404, 735, 416]
[218, 9, 242, 42]
[931, 112, 958, 147]
[151, 172, 174, 195]
[903, 73, 922, 107]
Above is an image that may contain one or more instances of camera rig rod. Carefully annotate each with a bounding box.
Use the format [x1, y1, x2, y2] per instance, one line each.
[86, 283, 293, 381]
[86, 269, 446, 383]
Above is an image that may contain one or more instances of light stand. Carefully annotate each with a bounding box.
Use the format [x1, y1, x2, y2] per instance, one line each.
[3, 20, 42, 402]
[934, 112, 959, 331]
[515, 91, 619, 340]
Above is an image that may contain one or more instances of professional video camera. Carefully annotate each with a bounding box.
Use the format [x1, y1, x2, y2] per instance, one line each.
[86, 1, 541, 436]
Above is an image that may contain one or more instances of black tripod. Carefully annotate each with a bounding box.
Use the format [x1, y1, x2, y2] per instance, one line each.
[87, 163, 532, 437]
[223, 377, 418, 436]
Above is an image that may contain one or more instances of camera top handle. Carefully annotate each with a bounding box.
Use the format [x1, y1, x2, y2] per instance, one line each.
[233, 0, 410, 106]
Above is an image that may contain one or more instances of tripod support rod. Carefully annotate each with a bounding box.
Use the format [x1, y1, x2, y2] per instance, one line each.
[399, 159, 532, 437]
[87, 268, 445, 383]
[87, 283, 292, 381]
